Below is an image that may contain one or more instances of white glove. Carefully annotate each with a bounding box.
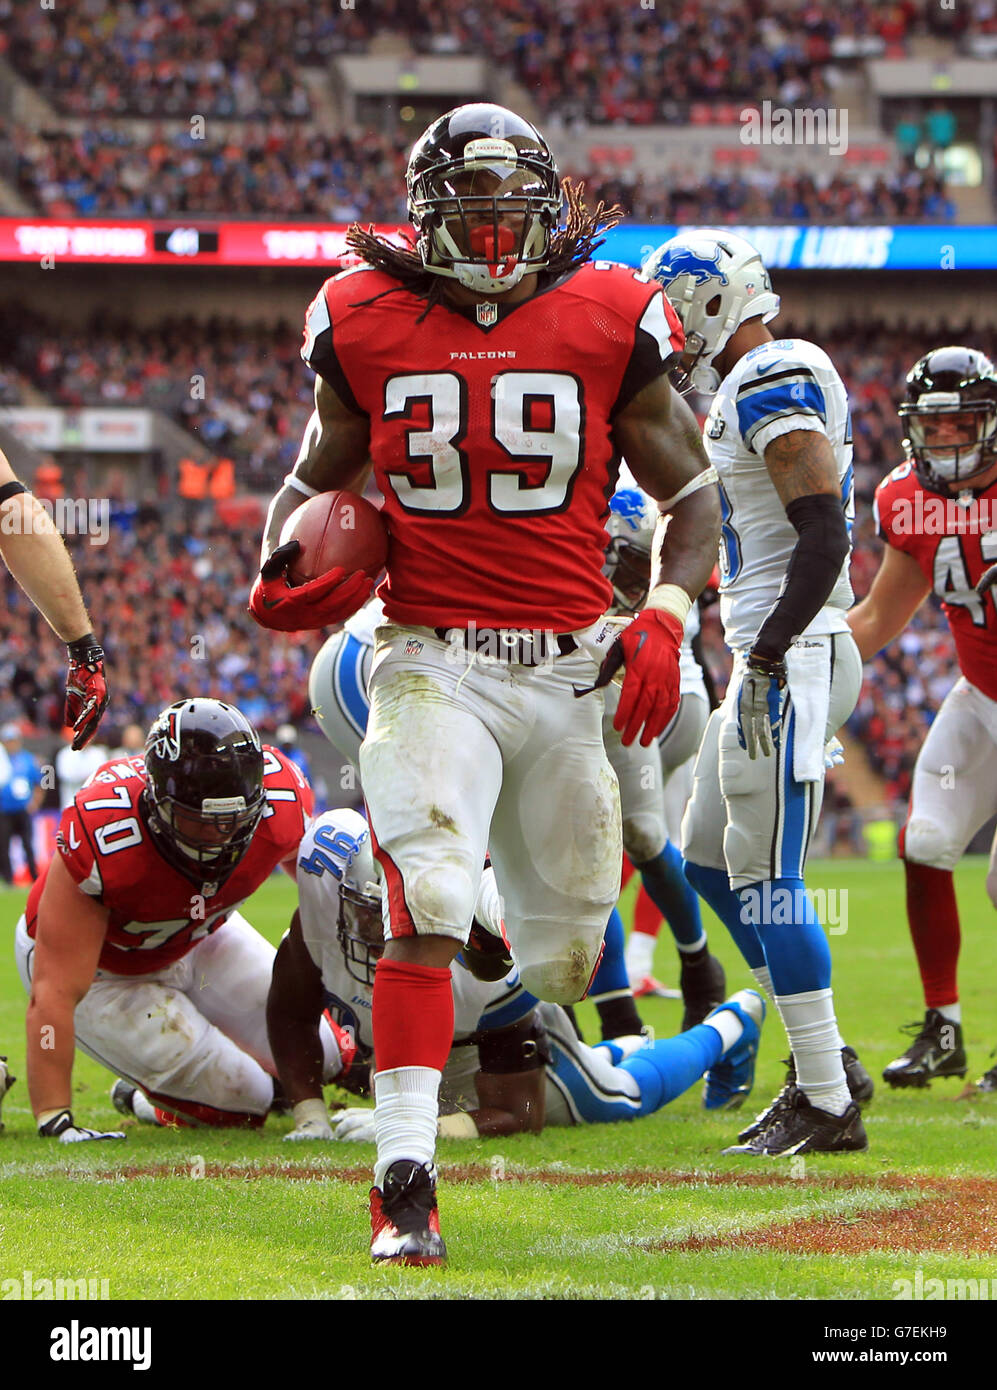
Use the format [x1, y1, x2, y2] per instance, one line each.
[283, 1098, 334, 1141]
[38, 1108, 125, 1143]
[283, 1116, 334, 1142]
[824, 736, 845, 770]
[736, 652, 788, 760]
[329, 1108, 376, 1143]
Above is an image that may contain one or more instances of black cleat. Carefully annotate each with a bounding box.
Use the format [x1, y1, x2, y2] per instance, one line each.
[370, 1161, 447, 1266]
[842, 1044, 875, 1104]
[680, 950, 727, 1031]
[725, 1091, 868, 1156]
[0, 1056, 15, 1133]
[882, 1009, 967, 1088]
[737, 1045, 872, 1143]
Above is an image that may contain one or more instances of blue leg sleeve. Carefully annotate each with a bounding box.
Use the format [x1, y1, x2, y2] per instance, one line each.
[739, 877, 832, 995]
[619, 1025, 724, 1116]
[635, 840, 704, 948]
[684, 860, 765, 969]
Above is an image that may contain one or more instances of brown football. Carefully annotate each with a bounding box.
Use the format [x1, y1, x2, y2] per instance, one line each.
[279, 491, 388, 585]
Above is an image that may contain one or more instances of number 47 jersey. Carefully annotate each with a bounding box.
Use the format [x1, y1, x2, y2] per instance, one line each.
[874, 460, 997, 700]
[302, 261, 684, 632]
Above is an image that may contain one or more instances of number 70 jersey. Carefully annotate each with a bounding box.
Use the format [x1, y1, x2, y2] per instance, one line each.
[302, 261, 684, 631]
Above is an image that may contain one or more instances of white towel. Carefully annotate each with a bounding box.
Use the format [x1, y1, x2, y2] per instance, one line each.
[786, 637, 833, 783]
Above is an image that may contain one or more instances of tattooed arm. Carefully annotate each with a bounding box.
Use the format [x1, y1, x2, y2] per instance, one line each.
[750, 428, 851, 662]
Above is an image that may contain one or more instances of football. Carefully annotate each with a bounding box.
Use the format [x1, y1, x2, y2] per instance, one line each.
[279, 491, 388, 585]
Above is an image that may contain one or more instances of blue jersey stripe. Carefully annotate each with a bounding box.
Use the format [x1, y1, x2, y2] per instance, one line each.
[737, 380, 827, 447]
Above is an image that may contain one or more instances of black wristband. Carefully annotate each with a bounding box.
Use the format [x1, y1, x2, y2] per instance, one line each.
[67, 633, 101, 662]
[752, 492, 849, 661]
[0, 480, 27, 505]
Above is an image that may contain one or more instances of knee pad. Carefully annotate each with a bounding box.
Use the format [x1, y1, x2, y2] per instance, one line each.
[903, 817, 961, 872]
[403, 861, 478, 936]
[520, 943, 603, 1006]
[622, 811, 666, 867]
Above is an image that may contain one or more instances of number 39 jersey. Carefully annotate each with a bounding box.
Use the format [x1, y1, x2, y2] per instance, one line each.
[874, 461, 997, 700]
[302, 261, 684, 631]
[703, 337, 855, 652]
[25, 750, 313, 975]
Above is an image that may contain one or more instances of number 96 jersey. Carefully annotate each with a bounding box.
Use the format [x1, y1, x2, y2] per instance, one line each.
[25, 749, 313, 975]
[874, 460, 997, 700]
[302, 261, 684, 632]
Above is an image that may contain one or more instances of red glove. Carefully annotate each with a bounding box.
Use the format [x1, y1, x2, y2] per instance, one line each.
[249, 540, 373, 633]
[584, 609, 684, 748]
[64, 635, 109, 751]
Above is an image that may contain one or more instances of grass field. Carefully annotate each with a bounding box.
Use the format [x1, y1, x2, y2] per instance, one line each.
[2, 858, 996, 1303]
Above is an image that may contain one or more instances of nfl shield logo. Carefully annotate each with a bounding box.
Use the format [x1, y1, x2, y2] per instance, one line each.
[476, 301, 498, 327]
[404, 638, 424, 656]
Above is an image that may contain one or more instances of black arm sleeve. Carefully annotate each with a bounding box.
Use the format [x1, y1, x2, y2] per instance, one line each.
[752, 492, 850, 662]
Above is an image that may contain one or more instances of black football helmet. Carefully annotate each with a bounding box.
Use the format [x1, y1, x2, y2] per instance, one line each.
[406, 103, 561, 294]
[899, 346, 997, 494]
[142, 699, 265, 887]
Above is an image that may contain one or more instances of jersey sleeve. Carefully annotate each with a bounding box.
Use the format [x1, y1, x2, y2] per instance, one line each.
[612, 281, 685, 417]
[735, 350, 831, 455]
[264, 748, 315, 863]
[873, 466, 916, 553]
[54, 801, 103, 898]
[300, 277, 365, 415]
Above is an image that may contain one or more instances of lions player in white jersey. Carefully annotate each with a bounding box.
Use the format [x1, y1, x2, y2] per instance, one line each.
[601, 473, 725, 1026]
[645, 231, 873, 1156]
[266, 809, 765, 1189]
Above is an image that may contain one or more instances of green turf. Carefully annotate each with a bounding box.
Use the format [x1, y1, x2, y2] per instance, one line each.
[2, 861, 996, 1300]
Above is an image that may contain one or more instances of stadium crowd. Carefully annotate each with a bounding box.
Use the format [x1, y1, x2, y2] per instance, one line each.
[4, 119, 954, 225]
[0, 507, 324, 744]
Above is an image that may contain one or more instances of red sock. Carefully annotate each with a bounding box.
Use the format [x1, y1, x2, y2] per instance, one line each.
[372, 957, 454, 1073]
[903, 859, 960, 1008]
[620, 853, 637, 890]
[633, 883, 663, 939]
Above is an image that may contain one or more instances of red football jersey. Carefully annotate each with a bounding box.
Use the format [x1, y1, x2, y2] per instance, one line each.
[26, 748, 313, 975]
[874, 460, 997, 699]
[301, 260, 684, 630]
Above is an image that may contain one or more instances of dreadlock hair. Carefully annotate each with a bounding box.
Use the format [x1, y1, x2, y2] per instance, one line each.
[344, 178, 624, 319]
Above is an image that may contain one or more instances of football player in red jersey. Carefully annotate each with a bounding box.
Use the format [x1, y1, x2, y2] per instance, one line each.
[848, 347, 997, 1094]
[0, 447, 108, 749]
[251, 104, 720, 1264]
[17, 698, 344, 1140]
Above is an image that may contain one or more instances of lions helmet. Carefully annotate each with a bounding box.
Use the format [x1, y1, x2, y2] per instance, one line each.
[604, 480, 658, 613]
[899, 346, 997, 494]
[143, 698, 265, 887]
[642, 230, 780, 395]
[406, 103, 561, 294]
[336, 814, 385, 987]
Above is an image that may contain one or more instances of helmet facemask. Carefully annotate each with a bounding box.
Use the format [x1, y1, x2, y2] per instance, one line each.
[900, 395, 997, 494]
[410, 141, 560, 294]
[604, 537, 652, 613]
[337, 879, 384, 987]
[146, 791, 264, 884]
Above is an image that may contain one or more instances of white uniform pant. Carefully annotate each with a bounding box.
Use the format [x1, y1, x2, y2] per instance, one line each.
[901, 676, 997, 908]
[16, 913, 342, 1124]
[603, 687, 709, 862]
[359, 624, 622, 1004]
[682, 632, 861, 889]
